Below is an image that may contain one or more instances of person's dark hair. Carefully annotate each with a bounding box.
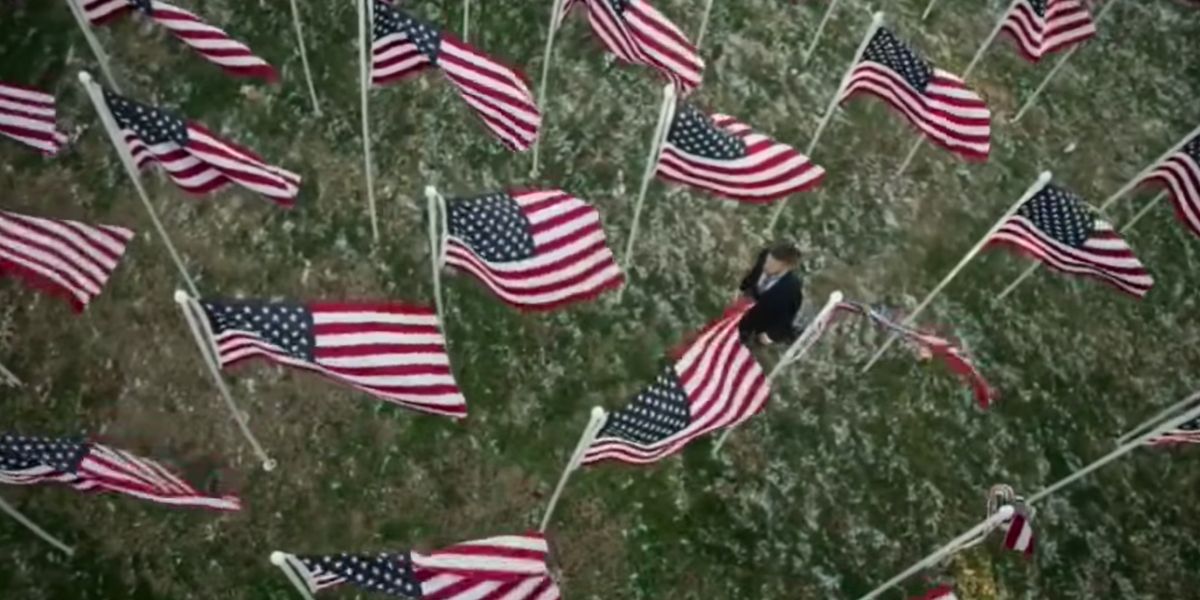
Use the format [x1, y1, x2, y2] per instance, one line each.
[767, 242, 802, 266]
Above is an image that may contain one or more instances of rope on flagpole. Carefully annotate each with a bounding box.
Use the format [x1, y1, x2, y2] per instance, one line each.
[288, 0, 322, 116]
[63, 0, 121, 92]
[78, 71, 199, 298]
[712, 290, 844, 456]
[540, 406, 608, 532]
[0, 361, 21, 387]
[695, 0, 716, 48]
[173, 290, 277, 472]
[0, 495, 75, 556]
[920, 0, 941, 21]
[425, 186, 446, 326]
[801, 0, 841, 65]
[615, 83, 677, 301]
[767, 11, 884, 233]
[530, 0, 567, 176]
[862, 170, 1052, 373]
[358, 0, 380, 242]
[270, 552, 318, 600]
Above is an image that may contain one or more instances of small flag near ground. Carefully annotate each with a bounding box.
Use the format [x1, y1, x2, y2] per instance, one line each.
[0, 433, 240, 511]
[442, 189, 623, 311]
[1002, 512, 1036, 556]
[371, 1, 540, 151]
[194, 298, 467, 418]
[987, 182, 1154, 297]
[0, 210, 132, 312]
[841, 28, 991, 161]
[559, 0, 704, 94]
[1139, 132, 1200, 239]
[582, 303, 769, 465]
[911, 586, 957, 600]
[82, 0, 277, 81]
[1000, 0, 1097, 62]
[101, 88, 301, 205]
[656, 103, 826, 204]
[274, 532, 560, 599]
[1145, 415, 1200, 446]
[0, 82, 69, 155]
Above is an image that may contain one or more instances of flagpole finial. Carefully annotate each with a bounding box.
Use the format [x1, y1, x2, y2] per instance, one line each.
[590, 406, 606, 420]
[829, 290, 845, 303]
[270, 551, 287, 566]
[173, 289, 191, 304]
[424, 185, 439, 200]
[78, 71, 93, 84]
[1035, 170, 1053, 186]
[870, 11, 885, 25]
[262, 458, 278, 471]
[996, 504, 1015, 520]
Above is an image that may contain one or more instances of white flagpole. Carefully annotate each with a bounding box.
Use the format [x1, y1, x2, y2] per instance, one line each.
[462, 0, 471, 41]
[173, 290, 277, 471]
[77, 71, 199, 298]
[712, 290, 844, 456]
[615, 83, 677, 301]
[288, 0, 322, 116]
[695, 0, 716, 48]
[358, 0, 380, 242]
[63, 0, 120, 91]
[0, 496, 75, 556]
[1010, 0, 1123, 124]
[801, 0, 842, 65]
[269, 552, 318, 600]
[540, 406, 608, 532]
[0, 361, 21, 387]
[425, 186, 447, 325]
[862, 170, 1052, 372]
[767, 11, 884, 233]
[1117, 385, 1197, 444]
[961, 0, 1021, 80]
[530, 0, 567, 176]
[1116, 191, 1166, 234]
[920, 0, 941, 21]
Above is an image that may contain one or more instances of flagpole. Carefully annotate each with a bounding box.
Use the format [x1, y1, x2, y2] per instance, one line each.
[425, 186, 446, 325]
[77, 71, 199, 298]
[695, 0, 715, 48]
[462, 0, 471, 41]
[920, 0, 941, 21]
[173, 290, 277, 472]
[270, 553, 318, 600]
[288, 0, 322, 116]
[540, 406, 608, 532]
[767, 11, 884, 233]
[63, 0, 120, 92]
[961, 0, 1021, 80]
[358, 0, 380, 242]
[861, 170, 1052, 373]
[1011, 0, 1122, 123]
[0, 496, 75, 556]
[801, 0, 841, 65]
[0, 361, 21, 387]
[712, 290, 844, 456]
[1116, 191, 1167, 234]
[529, 0, 567, 176]
[1117, 385, 1198, 444]
[615, 83, 677, 301]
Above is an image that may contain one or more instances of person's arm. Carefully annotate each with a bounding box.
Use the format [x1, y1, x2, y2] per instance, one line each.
[739, 250, 768, 296]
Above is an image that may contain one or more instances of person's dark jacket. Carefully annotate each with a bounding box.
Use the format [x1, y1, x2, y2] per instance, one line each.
[738, 250, 803, 344]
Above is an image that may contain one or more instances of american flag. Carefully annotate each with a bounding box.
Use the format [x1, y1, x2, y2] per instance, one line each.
[0, 433, 240, 511]
[1000, 0, 1097, 62]
[1002, 512, 1036, 556]
[0, 210, 132, 312]
[841, 28, 991, 161]
[1139, 132, 1200, 240]
[0, 82, 68, 155]
[371, 1, 540, 152]
[82, 0, 277, 81]
[101, 88, 301, 206]
[559, 0, 704, 94]
[195, 298, 467, 418]
[442, 189, 623, 311]
[988, 183, 1154, 297]
[911, 586, 957, 600]
[275, 532, 560, 599]
[655, 102, 826, 204]
[834, 301, 995, 409]
[582, 304, 769, 465]
[1145, 415, 1200, 446]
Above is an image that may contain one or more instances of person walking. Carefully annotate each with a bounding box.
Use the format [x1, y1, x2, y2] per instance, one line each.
[737, 242, 804, 346]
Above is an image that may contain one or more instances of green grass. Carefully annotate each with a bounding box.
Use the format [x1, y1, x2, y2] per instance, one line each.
[2, 0, 1199, 598]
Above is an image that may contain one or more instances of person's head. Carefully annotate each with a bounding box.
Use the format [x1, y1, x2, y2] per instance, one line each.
[763, 242, 801, 276]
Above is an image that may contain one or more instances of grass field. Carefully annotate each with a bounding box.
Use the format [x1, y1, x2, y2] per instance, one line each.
[2, 0, 1199, 598]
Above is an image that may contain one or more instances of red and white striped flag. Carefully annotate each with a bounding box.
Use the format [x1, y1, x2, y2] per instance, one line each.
[100, 88, 301, 205]
[371, 1, 540, 151]
[1139, 132, 1200, 240]
[0, 210, 132, 312]
[1002, 512, 1036, 556]
[1000, 0, 1097, 62]
[841, 28, 991, 161]
[0, 433, 240, 511]
[0, 83, 69, 155]
[442, 189, 623, 311]
[82, 0, 277, 81]
[583, 304, 769, 465]
[559, 0, 704, 94]
[911, 586, 957, 600]
[656, 103, 826, 203]
[194, 298, 467, 418]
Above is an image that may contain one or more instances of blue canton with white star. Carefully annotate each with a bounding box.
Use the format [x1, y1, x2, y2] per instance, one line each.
[373, 1, 442, 63]
[666, 103, 747, 160]
[201, 300, 316, 362]
[863, 28, 933, 92]
[447, 192, 537, 263]
[607, 0, 632, 13]
[0, 433, 88, 473]
[1183, 134, 1200, 161]
[599, 366, 692, 444]
[1019, 185, 1096, 248]
[299, 553, 422, 598]
[1028, 0, 1049, 16]
[103, 90, 189, 145]
[128, 0, 153, 14]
